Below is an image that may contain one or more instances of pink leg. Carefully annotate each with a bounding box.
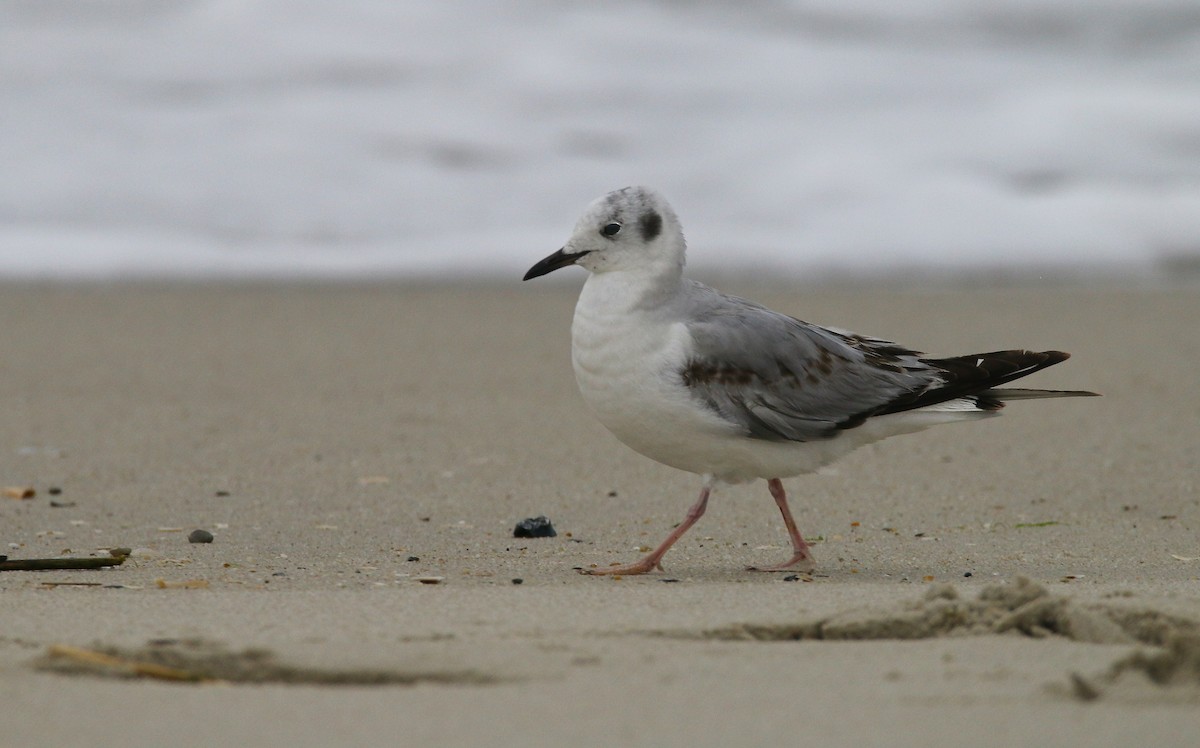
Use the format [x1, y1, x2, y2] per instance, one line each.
[748, 478, 816, 572]
[582, 479, 713, 576]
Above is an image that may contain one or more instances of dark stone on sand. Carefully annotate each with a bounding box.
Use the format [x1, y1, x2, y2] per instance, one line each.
[513, 516, 557, 538]
[188, 529, 214, 544]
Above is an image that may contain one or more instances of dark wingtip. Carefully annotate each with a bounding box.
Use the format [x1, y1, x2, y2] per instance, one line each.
[872, 348, 1092, 417]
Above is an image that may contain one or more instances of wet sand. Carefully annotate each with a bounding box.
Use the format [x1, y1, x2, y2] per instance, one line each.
[1, 281, 1198, 746]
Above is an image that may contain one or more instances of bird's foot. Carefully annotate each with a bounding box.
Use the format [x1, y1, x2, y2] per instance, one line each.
[747, 552, 816, 573]
[579, 557, 664, 576]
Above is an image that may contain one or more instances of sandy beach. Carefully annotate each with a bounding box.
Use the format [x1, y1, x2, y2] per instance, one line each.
[1, 281, 1198, 747]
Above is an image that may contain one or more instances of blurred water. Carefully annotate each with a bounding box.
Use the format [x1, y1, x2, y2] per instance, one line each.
[3, 0, 1199, 280]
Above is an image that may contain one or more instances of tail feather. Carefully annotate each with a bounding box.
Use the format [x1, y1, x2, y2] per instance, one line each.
[982, 388, 1100, 401]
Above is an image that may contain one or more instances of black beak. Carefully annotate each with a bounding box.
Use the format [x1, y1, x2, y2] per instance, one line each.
[523, 248, 590, 281]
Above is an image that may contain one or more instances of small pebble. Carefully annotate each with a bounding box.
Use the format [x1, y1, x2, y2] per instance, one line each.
[416, 576, 444, 585]
[214, 490, 230, 497]
[188, 529, 214, 544]
[407, 556, 420, 562]
[513, 516, 557, 538]
[48, 487, 63, 495]
[109, 547, 132, 558]
[511, 578, 524, 585]
[963, 572, 973, 578]
[782, 574, 800, 582]
[660, 578, 680, 583]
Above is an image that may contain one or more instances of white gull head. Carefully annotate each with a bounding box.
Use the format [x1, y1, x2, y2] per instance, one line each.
[523, 186, 685, 281]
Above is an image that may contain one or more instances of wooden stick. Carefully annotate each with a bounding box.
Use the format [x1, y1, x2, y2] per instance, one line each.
[0, 556, 126, 571]
[46, 644, 209, 682]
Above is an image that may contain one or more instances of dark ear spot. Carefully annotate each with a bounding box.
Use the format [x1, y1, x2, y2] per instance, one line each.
[638, 210, 662, 241]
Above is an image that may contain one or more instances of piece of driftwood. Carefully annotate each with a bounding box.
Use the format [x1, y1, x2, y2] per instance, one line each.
[45, 644, 208, 682]
[0, 556, 126, 571]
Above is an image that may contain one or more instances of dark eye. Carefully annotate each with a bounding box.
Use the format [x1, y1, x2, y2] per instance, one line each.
[601, 222, 622, 237]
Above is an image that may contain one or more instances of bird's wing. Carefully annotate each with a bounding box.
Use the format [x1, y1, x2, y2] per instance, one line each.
[678, 286, 938, 442]
[677, 283, 1084, 442]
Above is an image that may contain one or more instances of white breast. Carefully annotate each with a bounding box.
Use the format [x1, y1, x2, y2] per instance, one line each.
[571, 273, 732, 466]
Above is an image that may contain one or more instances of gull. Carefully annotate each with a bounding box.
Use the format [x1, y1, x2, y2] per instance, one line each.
[523, 186, 1098, 576]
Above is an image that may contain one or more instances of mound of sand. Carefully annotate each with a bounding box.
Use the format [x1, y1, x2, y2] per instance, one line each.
[693, 578, 1200, 645]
